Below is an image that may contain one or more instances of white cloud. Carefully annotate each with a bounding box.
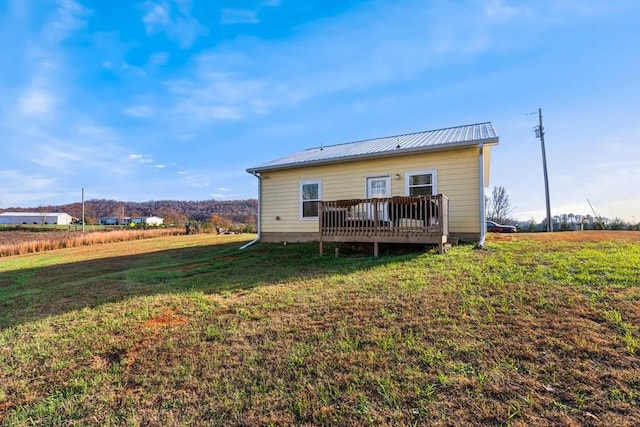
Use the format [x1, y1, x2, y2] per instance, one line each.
[0, 170, 60, 207]
[90, 31, 134, 74]
[149, 51, 170, 66]
[11, 46, 63, 119]
[163, 3, 492, 124]
[220, 0, 281, 25]
[18, 90, 55, 115]
[76, 124, 117, 140]
[165, 65, 270, 121]
[0, 170, 56, 190]
[220, 9, 260, 25]
[178, 170, 211, 188]
[129, 153, 154, 164]
[13, 123, 130, 177]
[143, 3, 169, 26]
[44, 0, 90, 43]
[168, 0, 534, 125]
[192, 105, 242, 120]
[483, 0, 528, 22]
[124, 105, 154, 118]
[128, 154, 168, 170]
[120, 62, 147, 78]
[142, 0, 208, 49]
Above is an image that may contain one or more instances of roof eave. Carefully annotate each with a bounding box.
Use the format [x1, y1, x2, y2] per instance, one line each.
[246, 137, 499, 174]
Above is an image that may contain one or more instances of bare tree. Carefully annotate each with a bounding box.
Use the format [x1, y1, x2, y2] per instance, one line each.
[38, 205, 48, 225]
[115, 203, 125, 225]
[487, 186, 514, 224]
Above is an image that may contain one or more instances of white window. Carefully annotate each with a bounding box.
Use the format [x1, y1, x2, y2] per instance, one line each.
[405, 170, 437, 196]
[300, 180, 321, 220]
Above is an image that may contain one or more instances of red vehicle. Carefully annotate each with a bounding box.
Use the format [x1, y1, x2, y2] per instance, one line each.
[486, 220, 517, 233]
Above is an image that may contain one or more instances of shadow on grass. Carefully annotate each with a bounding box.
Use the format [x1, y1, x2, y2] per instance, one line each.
[0, 239, 428, 329]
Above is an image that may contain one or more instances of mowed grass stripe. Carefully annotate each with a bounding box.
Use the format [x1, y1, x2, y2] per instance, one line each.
[0, 232, 639, 425]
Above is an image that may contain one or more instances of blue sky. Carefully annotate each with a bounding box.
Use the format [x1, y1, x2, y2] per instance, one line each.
[1, 0, 639, 222]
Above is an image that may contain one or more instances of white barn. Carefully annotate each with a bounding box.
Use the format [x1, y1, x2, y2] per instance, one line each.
[129, 216, 164, 226]
[0, 212, 74, 225]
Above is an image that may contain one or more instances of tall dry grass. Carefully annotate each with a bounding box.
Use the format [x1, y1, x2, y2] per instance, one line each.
[0, 228, 186, 257]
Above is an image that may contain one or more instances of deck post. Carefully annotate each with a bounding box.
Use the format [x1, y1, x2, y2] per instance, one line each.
[319, 240, 323, 256]
[373, 242, 379, 257]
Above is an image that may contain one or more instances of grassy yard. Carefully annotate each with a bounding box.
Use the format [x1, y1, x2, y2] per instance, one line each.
[0, 232, 639, 426]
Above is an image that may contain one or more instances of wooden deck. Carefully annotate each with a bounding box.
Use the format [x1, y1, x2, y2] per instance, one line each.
[319, 194, 449, 256]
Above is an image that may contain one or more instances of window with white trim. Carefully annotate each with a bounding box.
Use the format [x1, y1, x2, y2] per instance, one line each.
[406, 170, 437, 196]
[300, 180, 321, 219]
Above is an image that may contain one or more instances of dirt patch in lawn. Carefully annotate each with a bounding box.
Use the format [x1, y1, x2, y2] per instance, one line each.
[143, 310, 188, 328]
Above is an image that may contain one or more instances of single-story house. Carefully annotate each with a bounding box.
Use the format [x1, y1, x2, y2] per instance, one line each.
[0, 212, 74, 225]
[98, 216, 120, 225]
[244, 122, 499, 253]
[98, 216, 164, 226]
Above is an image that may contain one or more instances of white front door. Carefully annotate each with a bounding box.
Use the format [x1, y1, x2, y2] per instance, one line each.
[366, 176, 391, 199]
[366, 176, 391, 221]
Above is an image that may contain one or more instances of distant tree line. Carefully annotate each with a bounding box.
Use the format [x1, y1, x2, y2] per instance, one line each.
[517, 214, 640, 232]
[487, 186, 639, 232]
[1, 199, 258, 230]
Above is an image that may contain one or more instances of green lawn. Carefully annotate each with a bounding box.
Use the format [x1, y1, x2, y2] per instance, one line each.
[1, 232, 639, 425]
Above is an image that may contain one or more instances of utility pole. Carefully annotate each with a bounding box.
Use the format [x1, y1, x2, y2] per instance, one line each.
[82, 187, 85, 233]
[535, 108, 552, 232]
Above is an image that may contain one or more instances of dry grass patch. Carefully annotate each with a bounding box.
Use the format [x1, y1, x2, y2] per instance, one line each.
[0, 228, 186, 257]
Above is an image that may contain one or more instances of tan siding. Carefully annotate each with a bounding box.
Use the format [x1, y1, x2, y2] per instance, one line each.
[260, 147, 483, 234]
[484, 145, 492, 185]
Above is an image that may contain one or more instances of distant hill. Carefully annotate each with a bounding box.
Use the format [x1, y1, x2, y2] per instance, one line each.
[1, 199, 258, 225]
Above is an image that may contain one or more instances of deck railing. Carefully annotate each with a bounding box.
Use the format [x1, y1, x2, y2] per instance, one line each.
[319, 194, 449, 255]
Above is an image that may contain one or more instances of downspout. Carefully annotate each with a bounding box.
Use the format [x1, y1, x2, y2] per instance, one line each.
[240, 171, 261, 250]
[477, 143, 487, 248]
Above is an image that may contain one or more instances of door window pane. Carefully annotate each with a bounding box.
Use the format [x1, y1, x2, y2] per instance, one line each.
[370, 179, 387, 197]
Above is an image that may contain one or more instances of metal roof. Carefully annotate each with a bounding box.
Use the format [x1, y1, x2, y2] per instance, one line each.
[0, 212, 71, 216]
[247, 122, 498, 173]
